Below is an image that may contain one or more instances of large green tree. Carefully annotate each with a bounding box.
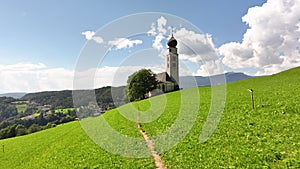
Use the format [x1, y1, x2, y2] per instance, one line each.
[126, 69, 158, 101]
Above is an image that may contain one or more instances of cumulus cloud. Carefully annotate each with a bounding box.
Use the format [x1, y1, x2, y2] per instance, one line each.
[82, 31, 95, 40]
[148, 17, 219, 61]
[192, 59, 224, 76]
[219, 0, 300, 75]
[157, 16, 167, 34]
[153, 34, 164, 50]
[174, 28, 219, 62]
[82, 31, 104, 44]
[148, 23, 156, 36]
[148, 16, 168, 51]
[148, 16, 223, 76]
[108, 38, 143, 50]
[254, 54, 300, 75]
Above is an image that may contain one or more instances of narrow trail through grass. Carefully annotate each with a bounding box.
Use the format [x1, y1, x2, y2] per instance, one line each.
[1, 67, 299, 168]
[136, 109, 167, 169]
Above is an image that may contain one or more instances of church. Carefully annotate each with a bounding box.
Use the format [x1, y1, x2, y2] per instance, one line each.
[150, 34, 180, 96]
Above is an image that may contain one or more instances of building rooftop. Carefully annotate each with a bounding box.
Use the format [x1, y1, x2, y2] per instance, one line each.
[156, 72, 174, 83]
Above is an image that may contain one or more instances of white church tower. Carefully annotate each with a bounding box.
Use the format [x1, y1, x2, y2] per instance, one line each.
[166, 34, 179, 88]
[154, 33, 180, 95]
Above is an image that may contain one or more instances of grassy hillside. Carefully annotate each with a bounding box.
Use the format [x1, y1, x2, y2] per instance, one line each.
[1, 67, 300, 168]
[0, 122, 153, 169]
[155, 67, 300, 168]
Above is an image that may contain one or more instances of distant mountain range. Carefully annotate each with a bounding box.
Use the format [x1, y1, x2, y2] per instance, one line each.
[0, 92, 27, 98]
[0, 72, 253, 98]
[180, 72, 254, 89]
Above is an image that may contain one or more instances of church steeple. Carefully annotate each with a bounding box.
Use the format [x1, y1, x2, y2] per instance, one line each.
[166, 33, 179, 88]
[167, 34, 177, 48]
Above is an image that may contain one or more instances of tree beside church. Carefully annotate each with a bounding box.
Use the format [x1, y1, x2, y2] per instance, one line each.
[125, 34, 180, 100]
[126, 69, 158, 101]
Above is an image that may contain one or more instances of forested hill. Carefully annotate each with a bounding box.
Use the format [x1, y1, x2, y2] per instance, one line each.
[22, 86, 126, 109]
[22, 90, 73, 108]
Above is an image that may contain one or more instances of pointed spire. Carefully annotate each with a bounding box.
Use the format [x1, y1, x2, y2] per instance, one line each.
[167, 26, 177, 47]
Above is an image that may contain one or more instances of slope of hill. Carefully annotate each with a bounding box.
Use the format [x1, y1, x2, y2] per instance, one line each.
[0, 67, 299, 168]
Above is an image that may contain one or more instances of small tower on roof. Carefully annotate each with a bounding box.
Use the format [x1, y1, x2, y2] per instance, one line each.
[166, 33, 179, 89]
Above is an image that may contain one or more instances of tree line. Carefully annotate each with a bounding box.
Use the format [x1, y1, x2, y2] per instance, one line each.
[0, 108, 77, 140]
[0, 69, 158, 140]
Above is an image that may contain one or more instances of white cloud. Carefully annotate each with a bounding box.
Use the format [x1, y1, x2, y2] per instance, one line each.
[92, 36, 104, 44]
[148, 23, 156, 36]
[0, 63, 74, 93]
[171, 28, 223, 76]
[255, 53, 300, 76]
[0, 63, 46, 71]
[148, 17, 219, 62]
[174, 28, 219, 62]
[0, 63, 167, 93]
[82, 31, 104, 44]
[108, 38, 143, 50]
[148, 16, 167, 36]
[82, 31, 95, 40]
[148, 16, 168, 52]
[147, 16, 223, 76]
[219, 0, 300, 75]
[192, 59, 224, 76]
[157, 16, 167, 34]
[153, 34, 164, 50]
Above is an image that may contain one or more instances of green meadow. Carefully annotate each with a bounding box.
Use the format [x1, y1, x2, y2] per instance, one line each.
[0, 67, 299, 168]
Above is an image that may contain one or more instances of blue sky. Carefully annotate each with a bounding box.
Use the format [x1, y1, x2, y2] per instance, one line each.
[0, 0, 265, 68]
[0, 0, 299, 93]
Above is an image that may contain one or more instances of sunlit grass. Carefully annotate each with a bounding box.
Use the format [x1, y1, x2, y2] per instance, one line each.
[0, 67, 299, 168]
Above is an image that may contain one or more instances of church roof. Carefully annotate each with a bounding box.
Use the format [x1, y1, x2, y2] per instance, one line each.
[167, 35, 177, 48]
[156, 72, 174, 83]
